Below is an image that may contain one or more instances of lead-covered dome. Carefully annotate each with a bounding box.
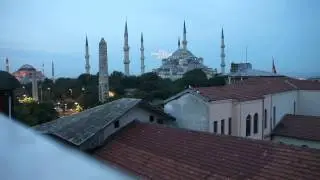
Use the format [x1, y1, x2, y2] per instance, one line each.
[18, 64, 36, 71]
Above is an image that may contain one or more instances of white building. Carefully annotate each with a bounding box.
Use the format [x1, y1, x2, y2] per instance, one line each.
[164, 77, 320, 140]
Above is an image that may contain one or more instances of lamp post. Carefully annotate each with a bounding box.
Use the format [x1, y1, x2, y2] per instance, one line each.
[47, 87, 51, 100]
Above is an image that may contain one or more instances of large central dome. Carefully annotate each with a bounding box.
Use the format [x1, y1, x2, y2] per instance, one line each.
[18, 64, 36, 71]
[170, 49, 195, 58]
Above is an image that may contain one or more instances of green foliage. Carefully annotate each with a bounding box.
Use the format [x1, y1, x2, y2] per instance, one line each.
[14, 102, 59, 126]
[18, 70, 226, 125]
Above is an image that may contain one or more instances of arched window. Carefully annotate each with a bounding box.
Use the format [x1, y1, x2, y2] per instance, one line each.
[273, 106, 276, 128]
[221, 119, 225, 135]
[246, 115, 251, 136]
[253, 113, 258, 134]
[264, 109, 267, 129]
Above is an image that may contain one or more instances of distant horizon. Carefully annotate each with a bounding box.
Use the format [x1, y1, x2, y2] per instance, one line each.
[1, 0, 320, 77]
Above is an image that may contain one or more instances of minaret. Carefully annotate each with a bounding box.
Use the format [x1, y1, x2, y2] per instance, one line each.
[98, 38, 109, 103]
[31, 70, 39, 102]
[42, 62, 44, 75]
[5, 57, 9, 72]
[272, 57, 277, 74]
[85, 35, 90, 74]
[123, 20, 130, 76]
[220, 28, 226, 74]
[182, 20, 188, 50]
[51, 60, 55, 83]
[140, 32, 145, 75]
[178, 37, 181, 49]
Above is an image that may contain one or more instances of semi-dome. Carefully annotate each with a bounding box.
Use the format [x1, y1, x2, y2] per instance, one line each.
[18, 64, 36, 71]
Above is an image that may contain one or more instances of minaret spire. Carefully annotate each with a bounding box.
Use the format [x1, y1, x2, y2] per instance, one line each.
[272, 57, 277, 74]
[5, 57, 9, 72]
[99, 38, 109, 103]
[178, 37, 181, 49]
[182, 20, 187, 50]
[85, 34, 90, 74]
[220, 28, 226, 74]
[51, 60, 55, 83]
[123, 20, 130, 76]
[140, 32, 145, 75]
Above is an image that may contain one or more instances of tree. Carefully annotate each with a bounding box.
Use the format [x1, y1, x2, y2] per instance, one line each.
[178, 69, 208, 88]
[14, 102, 59, 126]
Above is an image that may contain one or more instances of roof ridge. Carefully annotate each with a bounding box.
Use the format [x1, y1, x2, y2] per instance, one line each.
[284, 79, 298, 89]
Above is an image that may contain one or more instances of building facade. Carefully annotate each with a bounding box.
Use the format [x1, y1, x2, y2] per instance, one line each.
[164, 77, 320, 140]
[12, 64, 45, 84]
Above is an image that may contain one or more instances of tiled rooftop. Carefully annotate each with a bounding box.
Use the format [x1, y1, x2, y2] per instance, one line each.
[94, 121, 320, 180]
[272, 114, 320, 141]
[33, 98, 142, 146]
[195, 77, 320, 101]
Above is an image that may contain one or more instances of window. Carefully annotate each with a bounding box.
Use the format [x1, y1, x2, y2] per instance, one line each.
[114, 120, 119, 128]
[157, 119, 164, 124]
[149, 115, 154, 122]
[264, 109, 267, 129]
[253, 113, 258, 134]
[213, 121, 218, 133]
[273, 106, 276, 127]
[246, 115, 251, 136]
[228, 118, 232, 135]
[302, 145, 309, 148]
[293, 101, 296, 115]
[221, 119, 225, 135]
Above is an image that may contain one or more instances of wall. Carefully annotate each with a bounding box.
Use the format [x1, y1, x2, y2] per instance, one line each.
[80, 106, 169, 150]
[298, 90, 320, 116]
[262, 91, 297, 134]
[238, 99, 263, 139]
[208, 100, 233, 135]
[272, 136, 320, 149]
[164, 93, 209, 132]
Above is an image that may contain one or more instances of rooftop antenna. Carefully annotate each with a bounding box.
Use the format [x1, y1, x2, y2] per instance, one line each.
[245, 46, 248, 63]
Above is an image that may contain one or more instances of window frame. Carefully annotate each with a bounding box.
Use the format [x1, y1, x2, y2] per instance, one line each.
[221, 119, 225, 135]
[246, 115, 251, 137]
[253, 113, 258, 134]
[213, 121, 218, 133]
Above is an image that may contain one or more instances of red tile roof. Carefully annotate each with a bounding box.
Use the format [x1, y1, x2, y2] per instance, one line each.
[94, 121, 320, 180]
[272, 114, 320, 141]
[195, 77, 320, 101]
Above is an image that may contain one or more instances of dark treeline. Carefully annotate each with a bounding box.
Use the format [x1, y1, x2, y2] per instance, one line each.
[14, 69, 225, 126]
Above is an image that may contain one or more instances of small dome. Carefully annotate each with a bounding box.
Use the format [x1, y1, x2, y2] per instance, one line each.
[18, 64, 36, 71]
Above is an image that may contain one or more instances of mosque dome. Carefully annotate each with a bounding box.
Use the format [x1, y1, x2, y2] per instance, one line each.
[18, 64, 36, 71]
[170, 49, 195, 59]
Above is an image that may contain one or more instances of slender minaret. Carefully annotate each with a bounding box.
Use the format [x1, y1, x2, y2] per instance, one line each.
[178, 37, 181, 49]
[182, 20, 188, 50]
[42, 62, 44, 75]
[85, 35, 90, 74]
[140, 33, 145, 75]
[272, 57, 277, 74]
[51, 60, 55, 83]
[5, 57, 9, 72]
[220, 28, 226, 74]
[31, 70, 39, 102]
[98, 38, 109, 103]
[123, 20, 130, 76]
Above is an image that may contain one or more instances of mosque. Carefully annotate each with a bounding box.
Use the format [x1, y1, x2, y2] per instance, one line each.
[152, 21, 218, 80]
